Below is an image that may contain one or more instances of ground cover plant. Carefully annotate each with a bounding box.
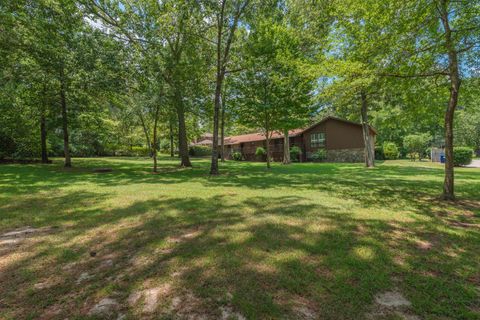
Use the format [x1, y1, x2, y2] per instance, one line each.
[1, 157, 479, 319]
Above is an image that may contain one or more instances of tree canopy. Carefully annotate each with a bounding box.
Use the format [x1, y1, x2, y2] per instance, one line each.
[1, 0, 479, 199]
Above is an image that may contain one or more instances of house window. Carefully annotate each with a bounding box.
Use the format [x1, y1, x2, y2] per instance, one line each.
[310, 133, 325, 147]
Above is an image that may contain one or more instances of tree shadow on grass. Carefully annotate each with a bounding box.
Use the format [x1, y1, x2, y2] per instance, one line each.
[1, 194, 479, 319]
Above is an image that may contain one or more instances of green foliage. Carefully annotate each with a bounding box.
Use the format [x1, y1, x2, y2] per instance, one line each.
[403, 134, 431, 161]
[115, 146, 150, 157]
[290, 146, 302, 162]
[311, 149, 327, 162]
[255, 147, 266, 157]
[375, 145, 385, 160]
[231, 151, 243, 161]
[383, 142, 399, 160]
[232, 17, 315, 149]
[453, 147, 473, 166]
[0, 134, 17, 159]
[189, 145, 211, 157]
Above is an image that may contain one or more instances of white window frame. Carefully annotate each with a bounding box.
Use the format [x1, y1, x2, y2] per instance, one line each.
[310, 133, 325, 147]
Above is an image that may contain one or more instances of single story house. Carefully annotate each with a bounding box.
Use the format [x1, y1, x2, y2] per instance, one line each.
[221, 117, 376, 162]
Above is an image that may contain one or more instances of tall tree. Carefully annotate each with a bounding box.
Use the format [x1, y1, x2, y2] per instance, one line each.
[83, 0, 208, 168]
[386, 0, 480, 199]
[233, 19, 314, 168]
[321, 0, 402, 168]
[207, 0, 250, 175]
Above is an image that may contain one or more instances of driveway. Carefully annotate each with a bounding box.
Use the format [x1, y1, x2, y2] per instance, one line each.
[465, 159, 480, 168]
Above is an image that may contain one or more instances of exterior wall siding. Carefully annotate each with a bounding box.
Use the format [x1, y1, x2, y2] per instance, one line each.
[224, 118, 375, 163]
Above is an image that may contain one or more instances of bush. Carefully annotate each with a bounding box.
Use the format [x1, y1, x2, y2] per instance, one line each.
[160, 140, 172, 154]
[255, 147, 266, 156]
[189, 145, 211, 157]
[383, 142, 399, 160]
[311, 149, 327, 162]
[115, 146, 150, 157]
[255, 146, 267, 161]
[375, 145, 384, 160]
[131, 146, 150, 157]
[290, 146, 302, 162]
[0, 134, 16, 159]
[403, 133, 431, 161]
[453, 147, 473, 166]
[231, 151, 242, 161]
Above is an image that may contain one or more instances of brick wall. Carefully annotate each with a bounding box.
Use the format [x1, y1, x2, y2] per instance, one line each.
[326, 148, 365, 163]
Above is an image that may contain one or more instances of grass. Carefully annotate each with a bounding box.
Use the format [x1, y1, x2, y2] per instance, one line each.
[0, 156, 479, 320]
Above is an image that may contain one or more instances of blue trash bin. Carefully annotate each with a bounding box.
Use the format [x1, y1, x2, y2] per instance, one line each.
[440, 155, 445, 163]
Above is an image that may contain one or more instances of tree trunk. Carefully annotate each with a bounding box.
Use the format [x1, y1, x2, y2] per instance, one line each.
[220, 94, 226, 162]
[210, 74, 223, 174]
[360, 91, 374, 168]
[175, 91, 191, 167]
[152, 106, 160, 172]
[266, 131, 271, 169]
[40, 110, 49, 163]
[440, 1, 460, 200]
[60, 72, 71, 168]
[169, 119, 174, 157]
[210, 0, 244, 174]
[283, 129, 290, 164]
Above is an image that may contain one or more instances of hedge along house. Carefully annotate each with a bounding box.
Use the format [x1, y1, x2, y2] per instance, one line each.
[222, 117, 377, 162]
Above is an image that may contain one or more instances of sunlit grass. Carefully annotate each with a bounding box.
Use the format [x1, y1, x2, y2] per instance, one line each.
[0, 157, 479, 319]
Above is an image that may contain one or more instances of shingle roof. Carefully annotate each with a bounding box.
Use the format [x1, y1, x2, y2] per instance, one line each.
[206, 116, 376, 146]
[224, 129, 304, 145]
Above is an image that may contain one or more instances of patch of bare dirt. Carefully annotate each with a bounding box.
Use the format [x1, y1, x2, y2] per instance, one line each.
[166, 229, 203, 244]
[416, 239, 433, 251]
[127, 283, 172, 314]
[88, 297, 120, 318]
[220, 306, 246, 320]
[274, 292, 318, 319]
[0, 226, 58, 260]
[367, 290, 420, 320]
[169, 292, 212, 319]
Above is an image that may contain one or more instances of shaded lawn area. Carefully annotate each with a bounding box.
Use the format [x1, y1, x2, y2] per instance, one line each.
[0, 157, 479, 320]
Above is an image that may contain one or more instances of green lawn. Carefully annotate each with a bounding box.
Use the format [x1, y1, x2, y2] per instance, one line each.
[0, 157, 479, 320]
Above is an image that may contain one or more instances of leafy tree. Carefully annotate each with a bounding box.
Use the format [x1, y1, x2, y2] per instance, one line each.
[84, 0, 209, 168]
[322, 0, 403, 168]
[386, 0, 480, 199]
[232, 19, 313, 168]
[206, 0, 250, 175]
[383, 142, 399, 160]
[403, 134, 431, 161]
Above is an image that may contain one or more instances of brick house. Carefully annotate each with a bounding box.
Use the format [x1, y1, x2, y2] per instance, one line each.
[221, 117, 376, 162]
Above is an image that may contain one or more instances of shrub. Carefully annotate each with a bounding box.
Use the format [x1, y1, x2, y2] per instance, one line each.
[255, 147, 266, 156]
[0, 134, 16, 159]
[403, 133, 431, 161]
[290, 146, 302, 162]
[453, 147, 473, 166]
[131, 146, 150, 157]
[311, 149, 327, 162]
[383, 142, 399, 160]
[255, 146, 267, 162]
[115, 146, 150, 157]
[160, 140, 172, 153]
[189, 145, 211, 157]
[231, 151, 243, 161]
[374, 145, 384, 160]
